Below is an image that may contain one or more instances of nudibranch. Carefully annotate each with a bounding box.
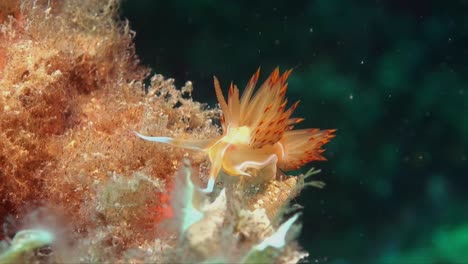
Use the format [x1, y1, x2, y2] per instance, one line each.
[135, 68, 336, 192]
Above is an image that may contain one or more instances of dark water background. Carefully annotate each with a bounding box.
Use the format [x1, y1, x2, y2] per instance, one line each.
[121, 1, 468, 263]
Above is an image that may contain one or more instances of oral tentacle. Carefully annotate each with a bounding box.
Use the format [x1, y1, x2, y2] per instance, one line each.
[134, 131, 216, 151]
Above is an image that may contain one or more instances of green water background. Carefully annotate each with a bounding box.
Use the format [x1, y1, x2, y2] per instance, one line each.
[121, 1, 468, 263]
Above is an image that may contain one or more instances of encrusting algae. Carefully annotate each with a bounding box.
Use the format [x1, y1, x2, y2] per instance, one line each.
[0, 0, 335, 263]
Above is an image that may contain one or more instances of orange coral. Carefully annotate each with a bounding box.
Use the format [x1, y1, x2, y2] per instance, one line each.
[136, 68, 336, 192]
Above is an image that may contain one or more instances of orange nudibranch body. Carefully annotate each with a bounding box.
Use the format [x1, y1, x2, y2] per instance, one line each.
[135, 68, 336, 192]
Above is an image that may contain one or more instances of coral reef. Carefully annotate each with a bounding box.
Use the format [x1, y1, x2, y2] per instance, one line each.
[0, 0, 331, 263]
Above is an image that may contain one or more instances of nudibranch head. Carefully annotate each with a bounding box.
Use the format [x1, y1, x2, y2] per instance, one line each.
[136, 68, 336, 192]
